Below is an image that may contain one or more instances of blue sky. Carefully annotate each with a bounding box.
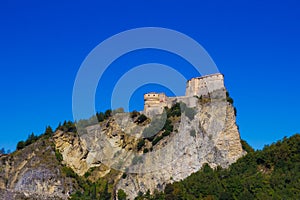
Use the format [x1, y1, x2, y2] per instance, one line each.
[0, 0, 299, 151]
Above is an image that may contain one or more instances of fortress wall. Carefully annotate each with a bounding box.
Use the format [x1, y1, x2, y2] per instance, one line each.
[143, 74, 224, 117]
[167, 96, 197, 108]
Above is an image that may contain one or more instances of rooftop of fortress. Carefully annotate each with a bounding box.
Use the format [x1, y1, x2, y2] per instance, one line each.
[143, 73, 225, 116]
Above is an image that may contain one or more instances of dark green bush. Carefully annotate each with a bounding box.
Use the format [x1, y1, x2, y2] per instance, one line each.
[137, 139, 145, 151]
[136, 114, 147, 124]
[118, 189, 127, 200]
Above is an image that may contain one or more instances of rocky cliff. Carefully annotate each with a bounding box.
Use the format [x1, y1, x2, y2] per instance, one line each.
[53, 89, 245, 199]
[0, 137, 77, 200]
[0, 90, 245, 200]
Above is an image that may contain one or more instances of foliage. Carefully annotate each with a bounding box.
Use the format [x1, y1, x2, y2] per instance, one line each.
[44, 125, 53, 138]
[96, 109, 113, 122]
[16, 141, 25, 150]
[226, 91, 234, 104]
[241, 139, 254, 153]
[55, 149, 63, 162]
[138, 134, 300, 199]
[130, 110, 140, 119]
[122, 173, 127, 179]
[136, 114, 148, 124]
[58, 121, 76, 132]
[166, 102, 181, 118]
[104, 109, 112, 119]
[152, 135, 163, 146]
[137, 139, 145, 151]
[143, 148, 149, 153]
[16, 132, 40, 150]
[118, 189, 127, 200]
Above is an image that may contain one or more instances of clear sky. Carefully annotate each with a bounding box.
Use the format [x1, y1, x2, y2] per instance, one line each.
[0, 0, 299, 151]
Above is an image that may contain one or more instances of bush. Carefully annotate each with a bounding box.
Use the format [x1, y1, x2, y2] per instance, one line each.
[152, 136, 163, 146]
[226, 91, 234, 104]
[167, 103, 181, 118]
[104, 109, 112, 118]
[130, 110, 140, 118]
[162, 130, 171, 137]
[122, 173, 127, 179]
[117, 189, 127, 200]
[136, 114, 147, 124]
[137, 139, 145, 151]
[16, 141, 25, 150]
[143, 148, 149, 153]
[62, 166, 77, 178]
[55, 149, 63, 162]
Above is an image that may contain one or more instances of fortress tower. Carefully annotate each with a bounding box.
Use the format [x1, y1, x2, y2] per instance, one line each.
[144, 92, 167, 116]
[186, 73, 224, 97]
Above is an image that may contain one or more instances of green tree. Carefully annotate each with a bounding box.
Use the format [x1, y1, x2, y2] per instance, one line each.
[16, 141, 25, 150]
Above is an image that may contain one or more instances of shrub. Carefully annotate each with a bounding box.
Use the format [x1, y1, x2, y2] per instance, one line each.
[117, 189, 127, 200]
[137, 139, 145, 151]
[167, 103, 181, 117]
[122, 173, 127, 179]
[130, 110, 140, 118]
[16, 141, 25, 150]
[152, 136, 163, 146]
[136, 114, 147, 124]
[96, 112, 105, 122]
[162, 130, 171, 137]
[104, 109, 112, 118]
[84, 171, 91, 178]
[143, 148, 149, 153]
[55, 149, 63, 162]
[62, 166, 77, 178]
[226, 91, 234, 104]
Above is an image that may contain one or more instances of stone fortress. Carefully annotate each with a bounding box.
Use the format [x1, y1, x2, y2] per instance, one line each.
[143, 73, 225, 116]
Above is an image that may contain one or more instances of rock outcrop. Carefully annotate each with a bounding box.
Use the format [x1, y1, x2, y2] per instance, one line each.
[53, 90, 245, 199]
[0, 75, 246, 199]
[0, 138, 76, 200]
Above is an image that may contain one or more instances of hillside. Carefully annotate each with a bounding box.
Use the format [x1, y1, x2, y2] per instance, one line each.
[137, 134, 300, 199]
[0, 126, 299, 199]
[0, 76, 298, 199]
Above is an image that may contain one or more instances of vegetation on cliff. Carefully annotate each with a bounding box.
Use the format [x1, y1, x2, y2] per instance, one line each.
[2, 106, 299, 199]
[136, 134, 300, 199]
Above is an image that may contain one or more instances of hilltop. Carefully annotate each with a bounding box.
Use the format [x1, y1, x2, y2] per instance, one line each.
[0, 74, 299, 199]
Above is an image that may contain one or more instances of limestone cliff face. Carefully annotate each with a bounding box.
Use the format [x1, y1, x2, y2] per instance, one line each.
[53, 91, 245, 199]
[115, 100, 245, 199]
[0, 138, 76, 200]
